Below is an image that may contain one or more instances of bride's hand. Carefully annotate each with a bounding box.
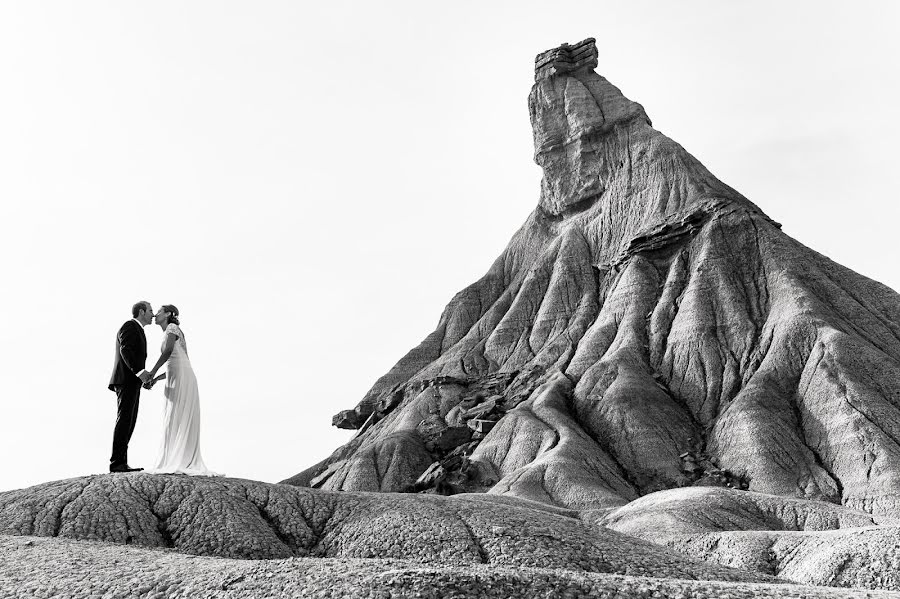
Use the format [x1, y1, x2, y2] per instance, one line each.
[144, 373, 166, 390]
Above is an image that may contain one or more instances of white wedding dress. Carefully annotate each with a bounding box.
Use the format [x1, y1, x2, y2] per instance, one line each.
[149, 323, 219, 476]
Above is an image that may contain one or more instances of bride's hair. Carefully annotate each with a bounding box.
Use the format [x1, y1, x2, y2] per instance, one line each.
[161, 304, 180, 326]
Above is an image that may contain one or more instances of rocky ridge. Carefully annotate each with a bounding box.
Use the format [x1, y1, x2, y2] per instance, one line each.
[0, 473, 761, 580]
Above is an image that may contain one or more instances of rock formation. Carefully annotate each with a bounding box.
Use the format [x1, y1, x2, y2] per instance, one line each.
[292, 37, 900, 523]
[6, 474, 900, 595]
[0, 474, 762, 580]
[595, 486, 900, 589]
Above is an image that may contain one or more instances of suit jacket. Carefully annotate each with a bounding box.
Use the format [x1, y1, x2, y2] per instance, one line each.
[109, 320, 147, 391]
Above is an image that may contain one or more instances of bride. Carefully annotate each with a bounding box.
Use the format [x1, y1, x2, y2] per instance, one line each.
[144, 305, 219, 476]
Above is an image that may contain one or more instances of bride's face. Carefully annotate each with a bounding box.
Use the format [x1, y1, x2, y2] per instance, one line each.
[153, 310, 167, 327]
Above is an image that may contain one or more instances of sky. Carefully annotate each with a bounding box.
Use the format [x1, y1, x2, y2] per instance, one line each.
[1, 1, 897, 492]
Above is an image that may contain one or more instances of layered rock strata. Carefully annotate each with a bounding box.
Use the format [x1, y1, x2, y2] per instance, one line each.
[296, 38, 900, 520]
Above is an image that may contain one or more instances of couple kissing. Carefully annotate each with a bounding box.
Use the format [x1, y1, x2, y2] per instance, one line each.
[108, 301, 219, 477]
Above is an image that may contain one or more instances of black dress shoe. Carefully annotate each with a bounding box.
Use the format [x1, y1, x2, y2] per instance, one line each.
[109, 465, 144, 473]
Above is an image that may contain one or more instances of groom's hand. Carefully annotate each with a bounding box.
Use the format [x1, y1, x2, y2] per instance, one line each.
[138, 371, 152, 384]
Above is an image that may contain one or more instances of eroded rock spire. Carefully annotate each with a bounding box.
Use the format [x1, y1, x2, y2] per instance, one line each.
[530, 38, 651, 216]
[294, 40, 900, 522]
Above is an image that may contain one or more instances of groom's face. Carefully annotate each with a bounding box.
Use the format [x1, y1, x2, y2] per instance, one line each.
[139, 305, 153, 326]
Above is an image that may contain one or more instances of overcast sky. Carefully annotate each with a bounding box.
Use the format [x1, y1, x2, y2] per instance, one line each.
[1, 1, 897, 492]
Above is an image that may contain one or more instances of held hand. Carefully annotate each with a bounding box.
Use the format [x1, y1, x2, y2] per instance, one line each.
[139, 371, 152, 384]
[143, 373, 166, 390]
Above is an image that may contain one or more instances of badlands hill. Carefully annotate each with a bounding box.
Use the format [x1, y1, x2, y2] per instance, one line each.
[291, 38, 900, 520]
[3, 39, 900, 598]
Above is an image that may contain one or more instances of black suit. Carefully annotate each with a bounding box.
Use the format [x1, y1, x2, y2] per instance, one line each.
[108, 320, 147, 469]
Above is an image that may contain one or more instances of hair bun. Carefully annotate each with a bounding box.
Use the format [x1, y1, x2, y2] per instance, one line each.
[161, 304, 180, 325]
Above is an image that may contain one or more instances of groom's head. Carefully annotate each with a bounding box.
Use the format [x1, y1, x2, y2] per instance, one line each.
[132, 301, 153, 326]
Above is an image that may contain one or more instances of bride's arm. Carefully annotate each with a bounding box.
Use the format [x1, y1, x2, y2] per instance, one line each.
[148, 333, 178, 378]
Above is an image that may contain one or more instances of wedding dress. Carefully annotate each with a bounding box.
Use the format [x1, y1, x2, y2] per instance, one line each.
[149, 323, 219, 476]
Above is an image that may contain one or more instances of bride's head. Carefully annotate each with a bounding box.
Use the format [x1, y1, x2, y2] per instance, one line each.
[154, 304, 180, 328]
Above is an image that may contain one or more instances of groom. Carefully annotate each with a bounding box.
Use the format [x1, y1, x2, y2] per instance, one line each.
[108, 301, 154, 472]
